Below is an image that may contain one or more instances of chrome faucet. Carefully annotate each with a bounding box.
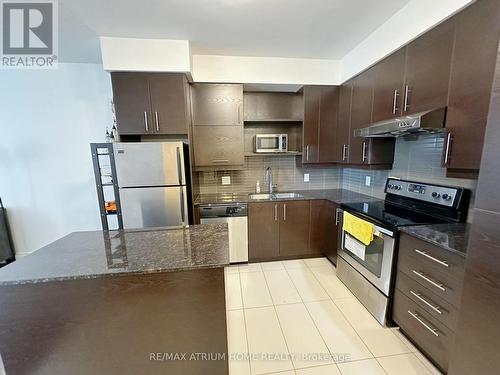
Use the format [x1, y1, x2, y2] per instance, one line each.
[265, 167, 274, 194]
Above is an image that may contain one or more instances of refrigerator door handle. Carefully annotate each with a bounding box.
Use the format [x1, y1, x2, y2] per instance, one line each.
[176, 147, 183, 185]
[180, 188, 186, 225]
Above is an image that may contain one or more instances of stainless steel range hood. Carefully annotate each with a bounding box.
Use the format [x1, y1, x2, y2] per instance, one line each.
[354, 107, 447, 138]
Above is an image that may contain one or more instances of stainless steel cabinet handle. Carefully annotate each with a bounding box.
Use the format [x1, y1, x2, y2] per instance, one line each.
[274, 204, 278, 221]
[144, 111, 149, 132]
[238, 104, 242, 124]
[283, 204, 286, 221]
[212, 159, 229, 163]
[414, 249, 449, 268]
[306, 145, 309, 161]
[410, 291, 443, 314]
[176, 147, 183, 185]
[342, 144, 347, 161]
[335, 208, 341, 226]
[155, 111, 160, 132]
[444, 132, 452, 165]
[392, 89, 399, 114]
[403, 85, 411, 112]
[412, 270, 446, 292]
[407, 310, 439, 337]
[362, 142, 367, 162]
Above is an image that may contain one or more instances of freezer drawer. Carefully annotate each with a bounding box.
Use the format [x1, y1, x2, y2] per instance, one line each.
[114, 142, 186, 187]
[120, 186, 188, 229]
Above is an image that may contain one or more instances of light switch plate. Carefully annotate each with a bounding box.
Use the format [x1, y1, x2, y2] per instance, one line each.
[365, 176, 371, 186]
[222, 176, 231, 185]
[304, 173, 310, 182]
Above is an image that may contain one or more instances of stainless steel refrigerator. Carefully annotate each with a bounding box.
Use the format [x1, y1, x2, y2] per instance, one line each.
[113, 142, 191, 229]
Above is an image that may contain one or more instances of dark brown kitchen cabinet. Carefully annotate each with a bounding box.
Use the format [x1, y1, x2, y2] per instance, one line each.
[248, 202, 280, 261]
[192, 125, 244, 167]
[334, 82, 353, 164]
[191, 84, 243, 126]
[403, 20, 454, 115]
[443, 0, 500, 175]
[372, 48, 407, 122]
[309, 200, 340, 264]
[279, 200, 311, 257]
[303, 86, 340, 164]
[111, 72, 189, 135]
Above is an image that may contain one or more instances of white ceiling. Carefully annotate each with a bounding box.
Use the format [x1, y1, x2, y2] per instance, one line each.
[59, 0, 411, 63]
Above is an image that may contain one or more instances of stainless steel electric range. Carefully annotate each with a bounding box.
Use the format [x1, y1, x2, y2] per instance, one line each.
[337, 178, 470, 326]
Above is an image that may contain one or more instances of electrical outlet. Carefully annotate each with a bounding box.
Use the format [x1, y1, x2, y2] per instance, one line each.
[304, 173, 310, 182]
[365, 176, 371, 186]
[221, 176, 231, 185]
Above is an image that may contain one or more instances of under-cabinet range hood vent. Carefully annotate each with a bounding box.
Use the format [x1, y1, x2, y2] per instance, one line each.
[354, 107, 447, 138]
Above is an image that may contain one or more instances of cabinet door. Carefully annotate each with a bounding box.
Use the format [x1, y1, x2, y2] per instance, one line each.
[279, 200, 311, 257]
[403, 20, 455, 115]
[349, 68, 376, 164]
[191, 84, 243, 126]
[309, 200, 339, 263]
[372, 48, 407, 122]
[302, 86, 321, 163]
[444, 0, 500, 172]
[111, 73, 152, 135]
[148, 73, 188, 135]
[192, 125, 244, 167]
[248, 202, 280, 261]
[318, 86, 340, 163]
[334, 82, 353, 163]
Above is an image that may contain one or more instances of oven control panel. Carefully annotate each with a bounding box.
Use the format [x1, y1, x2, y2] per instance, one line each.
[385, 178, 460, 207]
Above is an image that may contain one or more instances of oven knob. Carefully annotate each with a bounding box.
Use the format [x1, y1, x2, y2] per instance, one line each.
[388, 184, 394, 189]
[432, 192, 440, 198]
[442, 194, 451, 201]
[395, 185, 402, 190]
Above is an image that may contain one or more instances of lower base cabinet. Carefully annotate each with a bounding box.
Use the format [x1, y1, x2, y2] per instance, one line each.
[248, 199, 340, 262]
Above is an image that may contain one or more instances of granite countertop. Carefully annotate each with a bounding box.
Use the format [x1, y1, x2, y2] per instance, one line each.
[194, 189, 378, 206]
[0, 224, 229, 286]
[400, 223, 471, 257]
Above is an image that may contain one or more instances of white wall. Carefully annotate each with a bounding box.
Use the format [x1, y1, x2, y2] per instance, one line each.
[340, 0, 474, 81]
[0, 63, 112, 255]
[191, 55, 340, 85]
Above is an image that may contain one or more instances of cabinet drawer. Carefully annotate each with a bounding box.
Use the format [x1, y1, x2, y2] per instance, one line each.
[192, 125, 244, 167]
[399, 233, 465, 281]
[398, 249, 463, 307]
[395, 271, 459, 331]
[393, 290, 453, 373]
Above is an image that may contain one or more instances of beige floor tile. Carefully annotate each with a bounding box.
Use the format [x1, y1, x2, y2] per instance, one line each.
[391, 328, 418, 353]
[264, 270, 302, 305]
[239, 263, 263, 273]
[377, 353, 432, 375]
[413, 350, 444, 375]
[303, 257, 334, 268]
[333, 298, 381, 331]
[305, 301, 373, 363]
[240, 271, 273, 308]
[337, 358, 385, 375]
[296, 364, 341, 375]
[357, 328, 411, 357]
[283, 259, 308, 270]
[227, 310, 251, 375]
[225, 265, 240, 274]
[261, 261, 285, 271]
[244, 307, 294, 375]
[275, 303, 334, 369]
[286, 268, 330, 302]
[308, 266, 354, 300]
[225, 273, 243, 310]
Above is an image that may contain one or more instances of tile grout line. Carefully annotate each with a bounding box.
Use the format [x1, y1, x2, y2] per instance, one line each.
[237, 270, 253, 375]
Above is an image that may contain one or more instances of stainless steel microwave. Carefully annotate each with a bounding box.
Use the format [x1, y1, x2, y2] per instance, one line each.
[254, 134, 288, 153]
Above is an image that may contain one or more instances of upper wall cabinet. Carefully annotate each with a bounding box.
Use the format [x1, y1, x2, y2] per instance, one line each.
[444, 0, 500, 174]
[243, 92, 303, 122]
[403, 20, 455, 115]
[334, 82, 353, 164]
[302, 85, 339, 164]
[111, 73, 189, 135]
[191, 84, 243, 126]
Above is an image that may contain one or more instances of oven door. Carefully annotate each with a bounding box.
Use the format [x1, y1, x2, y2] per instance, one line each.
[338, 210, 395, 296]
[254, 134, 285, 153]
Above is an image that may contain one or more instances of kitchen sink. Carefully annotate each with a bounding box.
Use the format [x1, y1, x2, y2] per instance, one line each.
[248, 192, 303, 200]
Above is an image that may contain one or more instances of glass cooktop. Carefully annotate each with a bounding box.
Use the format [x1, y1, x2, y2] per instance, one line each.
[341, 200, 448, 229]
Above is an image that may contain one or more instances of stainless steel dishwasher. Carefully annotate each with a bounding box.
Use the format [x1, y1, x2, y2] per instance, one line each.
[199, 203, 248, 263]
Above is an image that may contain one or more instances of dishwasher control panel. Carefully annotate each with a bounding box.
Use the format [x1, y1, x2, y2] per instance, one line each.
[199, 203, 248, 218]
